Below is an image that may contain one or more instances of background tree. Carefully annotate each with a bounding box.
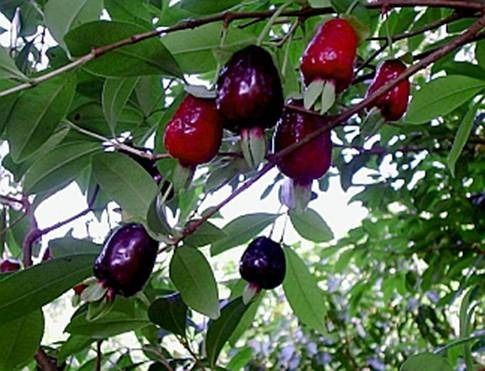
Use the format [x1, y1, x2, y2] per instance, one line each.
[0, 0, 484, 370]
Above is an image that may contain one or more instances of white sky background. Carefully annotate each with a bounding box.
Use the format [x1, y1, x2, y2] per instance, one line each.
[0, 9, 370, 352]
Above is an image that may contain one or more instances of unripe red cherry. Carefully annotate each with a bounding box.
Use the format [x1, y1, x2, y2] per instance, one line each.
[274, 101, 332, 186]
[240, 237, 286, 291]
[216, 45, 283, 132]
[164, 95, 223, 167]
[94, 223, 158, 297]
[0, 258, 21, 273]
[366, 59, 410, 121]
[300, 18, 358, 92]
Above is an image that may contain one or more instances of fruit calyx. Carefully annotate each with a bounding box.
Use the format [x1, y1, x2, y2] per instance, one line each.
[0, 258, 21, 273]
[300, 18, 358, 113]
[216, 45, 283, 167]
[164, 94, 223, 170]
[239, 236, 286, 302]
[93, 223, 158, 298]
[366, 59, 410, 121]
[274, 100, 332, 209]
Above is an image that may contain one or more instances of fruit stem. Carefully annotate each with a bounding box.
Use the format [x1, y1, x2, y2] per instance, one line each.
[256, 0, 292, 46]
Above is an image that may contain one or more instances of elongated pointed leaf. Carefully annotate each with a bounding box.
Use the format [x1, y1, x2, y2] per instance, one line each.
[170, 247, 220, 319]
[148, 293, 187, 337]
[0, 254, 96, 323]
[289, 208, 334, 243]
[206, 298, 249, 368]
[0, 47, 27, 81]
[102, 77, 139, 133]
[283, 248, 327, 333]
[406, 75, 485, 124]
[7, 74, 76, 162]
[92, 152, 158, 219]
[0, 310, 44, 370]
[65, 21, 182, 78]
[400, 353, 452, 371]
[23, 141, 101, 194]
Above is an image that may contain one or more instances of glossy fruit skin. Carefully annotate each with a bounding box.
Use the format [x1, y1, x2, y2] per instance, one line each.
[366, 59, 410, 121]
[0, 258, 21, 273]
[300, 18, 358, 92]
[164, 95, 223, 167]
[94, 223, 158, 297]
[216, 45, 283, 132]
[240, 237, 286, 290]
[274, 101, 332, 186]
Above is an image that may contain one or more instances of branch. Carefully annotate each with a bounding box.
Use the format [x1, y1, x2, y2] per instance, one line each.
[366, 0, 485, 11]
[34, 349, 59, 371]
[174, 14, 485, 244]
[0, 6, 333, 98]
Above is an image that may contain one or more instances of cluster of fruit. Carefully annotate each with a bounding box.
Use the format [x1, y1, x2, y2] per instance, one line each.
[1, 17, 411, 309]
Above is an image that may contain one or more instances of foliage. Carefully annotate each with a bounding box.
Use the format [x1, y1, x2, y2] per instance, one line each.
[0, 0, 484, 370]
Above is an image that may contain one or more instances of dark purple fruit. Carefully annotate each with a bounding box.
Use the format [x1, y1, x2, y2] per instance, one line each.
[0, 258, 21, 273]
[239, 237, 286, 290]
[94, 223, 158, 297]
[216, 45, 283, 132]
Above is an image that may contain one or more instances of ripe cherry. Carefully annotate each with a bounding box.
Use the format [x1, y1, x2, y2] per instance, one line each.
[94, 223, 158, 298]
[0, 258, 21, 273]
[366, 59, 410, 121]
[300, 18, 358, 93]
[216, 45, 283, 167]
[274, 100, 332, 209]
[164, 94, 223, 168]
[240, 237, 286, 293]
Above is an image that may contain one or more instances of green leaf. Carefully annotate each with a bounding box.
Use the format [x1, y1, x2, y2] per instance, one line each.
[0, 254, 96, 324]
[304, 80, 324, 110]
[228, 294, 262, 346]
[206, 298, 249, 368]
[0, 47, 27, 81]
[48, 237, 102, 258]
[400, 353, 452, 371]
[170, 247, 220, 319]
[135, 76, 163, 116]
[226, 347, 253, 371]
[0, 310, 44, 370]
[65, 21, 182, 78]
[476, 40, 485, 67]
[211, 213, 279, 256]
[447, 103, 478, 177]
[309, 0, 331, 8]
[180, 0, 239, 14]
[405, 75, 485, 124]
[58, 335, 94, 362]
[6, 73, 76, 162]
[283, 248, 327, 333]
[44, 0, 103, 49]
[23, 141, 101, 194]
[289, 208, 334, 243]
[162, 22, 256, 74]
[92, 152, 158, 219]
[66, 300, 149, 338]
[148, 293, 187, 337]
[184, 221, 226, 248]
[105, 0, 152, 27]
[102, 77, 139, 133]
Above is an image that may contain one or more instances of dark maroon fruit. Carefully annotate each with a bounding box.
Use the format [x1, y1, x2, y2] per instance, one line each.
[274, 100, 332, 186]
[0, 258, 21, 273]
[240, 237, 286, 290]
[94, 223, 158, 297]
[216, 45, 283, 132]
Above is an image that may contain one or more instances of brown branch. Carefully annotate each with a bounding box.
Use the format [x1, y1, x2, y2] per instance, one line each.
[95, 340, 102, 371]
[0, 6, 333, 98]
[34, 349, 59, 371]
[173, 14, 485, 244]
[366, 0, 485, 11]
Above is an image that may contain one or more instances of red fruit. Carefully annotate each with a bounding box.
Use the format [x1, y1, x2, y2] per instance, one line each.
[164, 95, 223, 167]
[366, 59, 410, 121]
[274, 101, 332, 186]
[94, 223, 158, 297]
[216, 45, 283, 131]
[300, 18, 358, 92]
[0, 258, 21, 273]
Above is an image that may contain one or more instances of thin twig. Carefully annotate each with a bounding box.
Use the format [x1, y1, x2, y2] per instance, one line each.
[95, 340, 102, 371]
[366, 0, 485, 11]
